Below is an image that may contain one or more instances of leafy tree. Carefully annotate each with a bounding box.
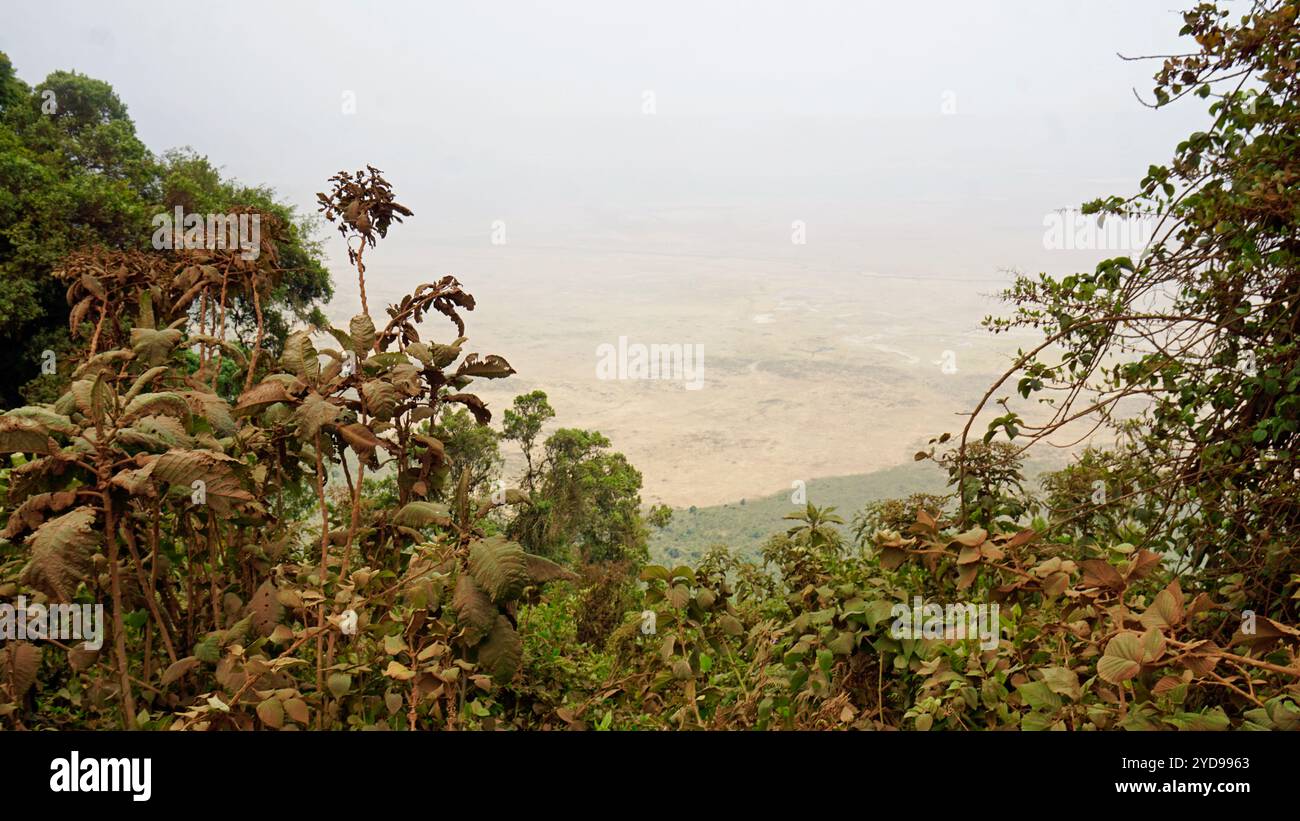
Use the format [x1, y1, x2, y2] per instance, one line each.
[433, 406, 503, 501]
[509, 427, 648, 564]
[850, 492, 950, 547]
[158, 148, 332, 343]
[782, 502, 845, 553]
[646, 502, 673, 529]
[760, 502, 848, 589]
[1037, 445, 1156, 549]
[0, 53, 331, 407]
[0, 168, 556, 729]
[966, 0, 1300, 616]
[921, 438, 1029, 529]
[502, 389, 555, 490]
[0, 58, 155, 406]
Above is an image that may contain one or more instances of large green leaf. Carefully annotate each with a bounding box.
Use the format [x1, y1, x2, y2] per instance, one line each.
[391, 501, 450, 528]
[1016, 680, 1063, 712]
[477, 616, 523, 683]
[468, 536, 530, 603]
[1164, 708, 1230, 731]
[523, 553, 577, 584]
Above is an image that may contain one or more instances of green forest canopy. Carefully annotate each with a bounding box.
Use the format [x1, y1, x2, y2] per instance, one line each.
[0, 52, 331, 407]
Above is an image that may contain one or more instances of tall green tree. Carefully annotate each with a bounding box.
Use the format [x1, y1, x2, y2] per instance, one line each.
[434, 406, 503, 500]
[969, 0, 1300, 616]
[502, 389, 555, 490]
[0, 53, 331, 406]
[509, 427, 648, 564]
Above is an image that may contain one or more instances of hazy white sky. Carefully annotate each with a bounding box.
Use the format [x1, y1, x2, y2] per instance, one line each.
[5, 1, 1213, 282]
[3, 2, 1228, 501]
